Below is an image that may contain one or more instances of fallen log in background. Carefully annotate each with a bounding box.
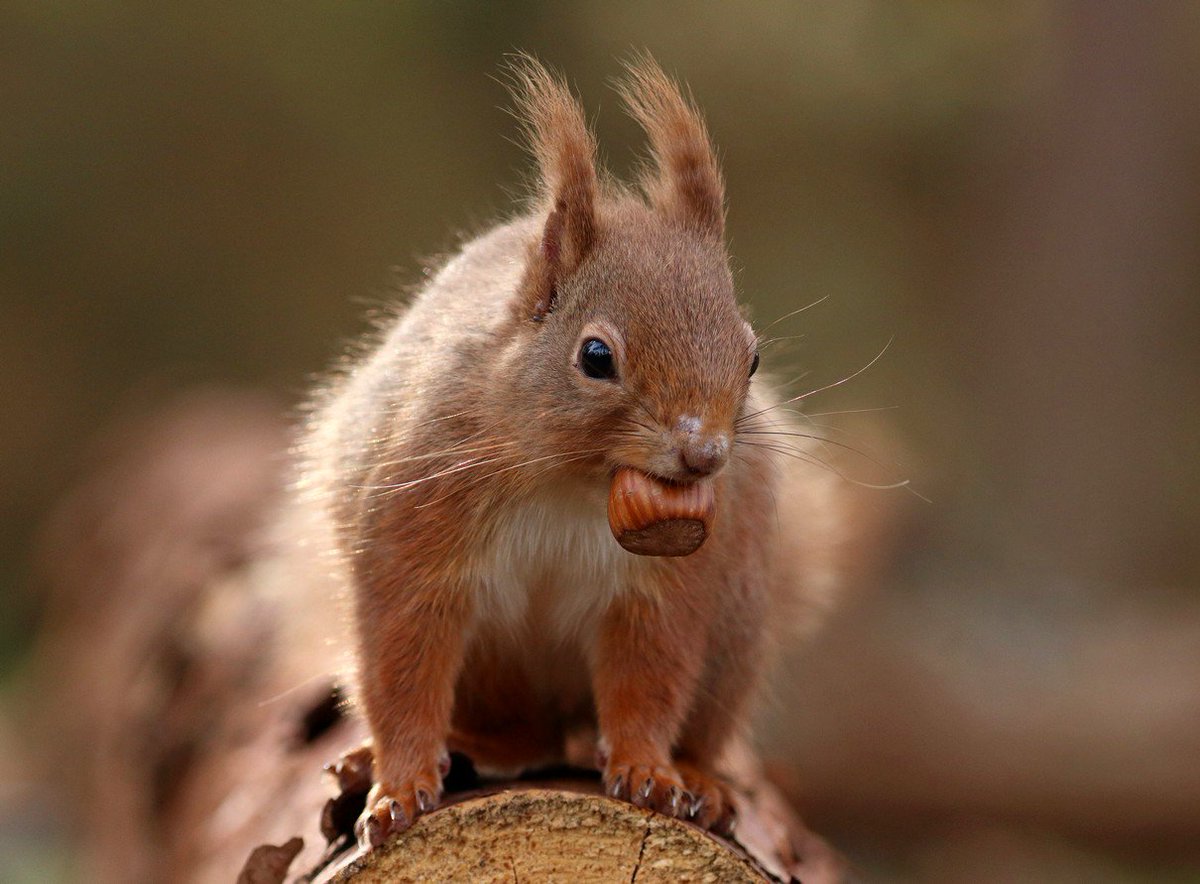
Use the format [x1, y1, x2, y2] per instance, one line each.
[29, 392, 843, 883]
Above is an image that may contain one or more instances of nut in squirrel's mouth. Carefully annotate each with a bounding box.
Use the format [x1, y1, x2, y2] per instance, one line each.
[607, 466, 715, 557]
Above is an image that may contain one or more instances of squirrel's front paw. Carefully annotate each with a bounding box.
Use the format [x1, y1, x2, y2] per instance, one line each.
[674, 760, 736, 835]
[354, 767, 444, 849]
[326, 743, 375, 795]
[604, 759, 690, 820]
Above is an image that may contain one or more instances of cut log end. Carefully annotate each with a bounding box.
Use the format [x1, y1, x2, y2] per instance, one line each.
[324, 788, 769, 883]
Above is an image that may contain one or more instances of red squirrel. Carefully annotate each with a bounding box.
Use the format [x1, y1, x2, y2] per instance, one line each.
[300, 55, 854, 848]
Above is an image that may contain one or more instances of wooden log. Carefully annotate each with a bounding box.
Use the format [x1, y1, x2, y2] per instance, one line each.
[30, 392, 844, 883]
[325, 787, 768, 883]
[295, 743, 843, 882]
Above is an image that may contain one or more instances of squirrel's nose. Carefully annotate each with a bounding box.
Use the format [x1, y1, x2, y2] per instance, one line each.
[677, 421, 730, 477]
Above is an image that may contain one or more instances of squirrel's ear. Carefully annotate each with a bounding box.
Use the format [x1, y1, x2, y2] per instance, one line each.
[508, 55, 599, 321]
[618, 55, 724, 240]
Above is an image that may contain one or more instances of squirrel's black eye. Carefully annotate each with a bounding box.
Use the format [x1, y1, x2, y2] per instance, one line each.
[749, 350, 760, 378]
[579, 338, 617, 381]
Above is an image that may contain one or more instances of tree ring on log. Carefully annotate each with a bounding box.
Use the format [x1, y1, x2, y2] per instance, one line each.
[327, 787, 768, 883]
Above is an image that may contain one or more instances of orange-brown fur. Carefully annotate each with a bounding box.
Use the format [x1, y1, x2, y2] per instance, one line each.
[300, 55, 851, 846]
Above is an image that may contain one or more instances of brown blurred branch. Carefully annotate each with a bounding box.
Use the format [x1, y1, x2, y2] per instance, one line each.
[31, 392, 841, 883]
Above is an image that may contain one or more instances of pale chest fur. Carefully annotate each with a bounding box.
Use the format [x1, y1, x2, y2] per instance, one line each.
[464, 480, 649, 648]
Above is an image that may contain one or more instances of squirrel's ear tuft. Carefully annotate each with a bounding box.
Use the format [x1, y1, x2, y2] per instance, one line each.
[507, 54, 599, 321]
[617, 54, 724, 240]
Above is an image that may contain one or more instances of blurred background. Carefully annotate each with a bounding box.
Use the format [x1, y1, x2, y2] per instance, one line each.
[3, 2, 1199, 881]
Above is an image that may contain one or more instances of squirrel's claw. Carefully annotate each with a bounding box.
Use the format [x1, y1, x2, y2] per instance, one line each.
[326, 743, 375, 795]
[675, 761, 737, 834]
[355, 772, 443, 851]
[604, 761, 690, 820]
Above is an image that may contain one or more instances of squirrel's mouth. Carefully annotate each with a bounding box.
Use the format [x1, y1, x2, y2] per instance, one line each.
[606, 466, 715, 557]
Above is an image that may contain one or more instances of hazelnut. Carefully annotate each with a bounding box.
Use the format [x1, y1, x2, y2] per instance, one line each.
[607, 467, 715, 556]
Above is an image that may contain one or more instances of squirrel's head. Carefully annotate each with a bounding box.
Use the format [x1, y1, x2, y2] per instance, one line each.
[505, 56, 758, 490]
